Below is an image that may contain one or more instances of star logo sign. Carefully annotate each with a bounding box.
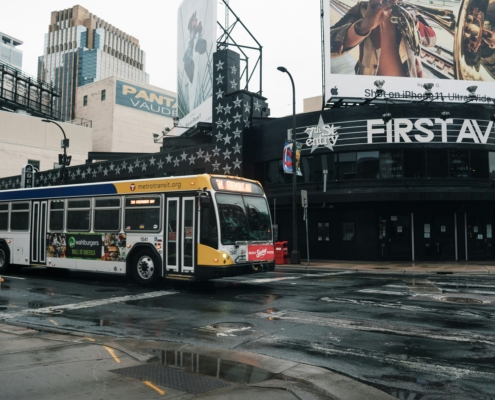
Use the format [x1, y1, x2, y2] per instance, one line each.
[305, 115, 340, 153]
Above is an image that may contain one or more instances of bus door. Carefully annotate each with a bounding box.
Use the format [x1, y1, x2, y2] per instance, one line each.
[165, 196, 196, 274]
[31, 201, 47, 264]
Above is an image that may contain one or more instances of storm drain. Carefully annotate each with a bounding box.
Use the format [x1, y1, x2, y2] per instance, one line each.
[442, 297, 483, 304]
[110, 364, 231, 394]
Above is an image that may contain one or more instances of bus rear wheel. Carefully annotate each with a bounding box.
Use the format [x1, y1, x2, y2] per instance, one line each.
[132, 250, 161, 287]
[0, 244, 11, 274]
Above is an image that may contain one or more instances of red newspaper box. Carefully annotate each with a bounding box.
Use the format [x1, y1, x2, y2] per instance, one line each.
[274, 241, 289, 265]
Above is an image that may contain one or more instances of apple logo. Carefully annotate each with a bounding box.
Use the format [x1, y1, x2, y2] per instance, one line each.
[331, 86, 338, 95]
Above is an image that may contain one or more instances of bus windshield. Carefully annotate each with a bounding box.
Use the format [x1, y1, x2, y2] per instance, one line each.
[216, 193, 272, 245]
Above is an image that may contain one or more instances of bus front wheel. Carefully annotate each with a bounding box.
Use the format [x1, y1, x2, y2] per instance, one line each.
[131, 250, 161, 287]
[0, 244, 11, 274]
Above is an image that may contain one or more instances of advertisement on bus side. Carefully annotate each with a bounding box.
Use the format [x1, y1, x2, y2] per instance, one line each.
[47, 233, 127, 261]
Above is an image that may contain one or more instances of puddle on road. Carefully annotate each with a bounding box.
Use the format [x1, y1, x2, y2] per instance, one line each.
[151, 349, 278, 384]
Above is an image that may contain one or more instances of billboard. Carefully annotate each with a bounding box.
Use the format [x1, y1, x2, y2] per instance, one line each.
[177, 0, 216, 122]
[324, 0, 495, 102]
[115, 80, 177, 117]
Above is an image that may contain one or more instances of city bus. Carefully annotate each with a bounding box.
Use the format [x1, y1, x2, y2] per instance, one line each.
[0, 174, 275, 286]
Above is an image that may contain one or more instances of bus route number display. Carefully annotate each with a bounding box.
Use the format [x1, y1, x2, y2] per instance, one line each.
[212, 178, 262, 194]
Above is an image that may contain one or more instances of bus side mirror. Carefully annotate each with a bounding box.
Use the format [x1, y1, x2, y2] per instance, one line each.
[199, 195, 211, 208]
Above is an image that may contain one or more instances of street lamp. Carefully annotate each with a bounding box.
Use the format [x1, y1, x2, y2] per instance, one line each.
[277, 66, 300, 264]
[42, 119, 71, 184]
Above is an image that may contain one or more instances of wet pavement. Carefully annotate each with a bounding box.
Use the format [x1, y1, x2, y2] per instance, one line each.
[0, 322, 391, 399]
[1, 261, 495, 398]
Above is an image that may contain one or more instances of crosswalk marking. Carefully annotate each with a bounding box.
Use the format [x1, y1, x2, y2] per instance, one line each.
[0, 290, 177, 320]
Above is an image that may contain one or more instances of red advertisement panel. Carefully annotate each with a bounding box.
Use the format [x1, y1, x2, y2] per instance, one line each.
[247, 244, 275, 261]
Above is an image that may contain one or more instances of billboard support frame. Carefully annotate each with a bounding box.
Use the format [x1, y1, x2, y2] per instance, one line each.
[216, 0, 263, 96]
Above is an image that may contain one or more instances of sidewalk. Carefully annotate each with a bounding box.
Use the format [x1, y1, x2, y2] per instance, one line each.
[0, 322, 395, 400]
[277, 260, 495, 274]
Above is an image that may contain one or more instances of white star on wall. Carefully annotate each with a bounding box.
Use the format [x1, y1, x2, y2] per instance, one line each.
[180, 151, 188, 161]
[173, 157, 180, 167]
[254, 100, 262, 111]
[188, 154, 196, 164]
[157, 160, 164, 169]
[216, 74, 224, 84]
[215, 60, 224, 70]
[212, 146, 221, 156]
[212, 160, 220, 171]
[223, 104, 232, 114]
[244, 103, 251, 113]
[233, 97, 242, 108]
[166, 154, 173, 163]
[233, 112, 242, 123]
[223, 134, 232, 144]
[233, 128, 242, 138]
[223, 149, 232, 159]
[216, 89, 224, 99]
[223, 164, 232, 174]
[233, 143, 242, 154]
[196, 148, 204, 158]
[233, 158, 242, 169]
[204, 152, 211, 162]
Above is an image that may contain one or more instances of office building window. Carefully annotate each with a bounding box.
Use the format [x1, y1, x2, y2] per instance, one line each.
[83, 95, 88, 106]
[101, 89, 106, 101]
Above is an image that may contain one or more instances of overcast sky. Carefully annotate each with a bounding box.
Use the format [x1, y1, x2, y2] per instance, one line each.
[1, 0, 322, 117]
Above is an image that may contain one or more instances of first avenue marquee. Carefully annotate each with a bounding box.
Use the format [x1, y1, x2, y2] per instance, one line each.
[301, 115, 495, 152]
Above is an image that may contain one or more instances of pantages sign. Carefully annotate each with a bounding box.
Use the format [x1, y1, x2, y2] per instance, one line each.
[303, 116, 495, 152]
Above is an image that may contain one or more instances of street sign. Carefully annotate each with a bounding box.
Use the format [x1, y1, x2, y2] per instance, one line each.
[301, 190, 308, 209]
[21, 164, 35, 188]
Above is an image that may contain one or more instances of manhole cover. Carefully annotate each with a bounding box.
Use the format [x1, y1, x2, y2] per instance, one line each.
[30, 288, 51, 294]
[95, 288, 122, 292]
[211, 322, 252, 331]
[442, 297, 483, 304]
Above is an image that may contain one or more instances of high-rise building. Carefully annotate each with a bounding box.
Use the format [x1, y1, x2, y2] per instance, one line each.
[37, 5, 149, 121]
[0, 33, 23, 69]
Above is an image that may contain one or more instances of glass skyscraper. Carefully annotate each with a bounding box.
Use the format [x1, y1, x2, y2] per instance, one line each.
[37, 5, 149, 121]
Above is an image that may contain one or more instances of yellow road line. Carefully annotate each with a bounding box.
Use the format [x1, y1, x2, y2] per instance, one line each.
[143, 381, 165, 395]
[103, 346, 121, 363]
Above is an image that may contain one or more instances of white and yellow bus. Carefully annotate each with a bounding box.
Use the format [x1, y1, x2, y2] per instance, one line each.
[0, 174, 275, 286]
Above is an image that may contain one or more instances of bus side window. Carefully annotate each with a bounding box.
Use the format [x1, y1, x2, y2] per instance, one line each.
[67, 199, 91, 231]
[0, 203, 8, 231]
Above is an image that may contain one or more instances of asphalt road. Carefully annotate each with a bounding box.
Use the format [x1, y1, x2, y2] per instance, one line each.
[1, 266, 495, 399]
